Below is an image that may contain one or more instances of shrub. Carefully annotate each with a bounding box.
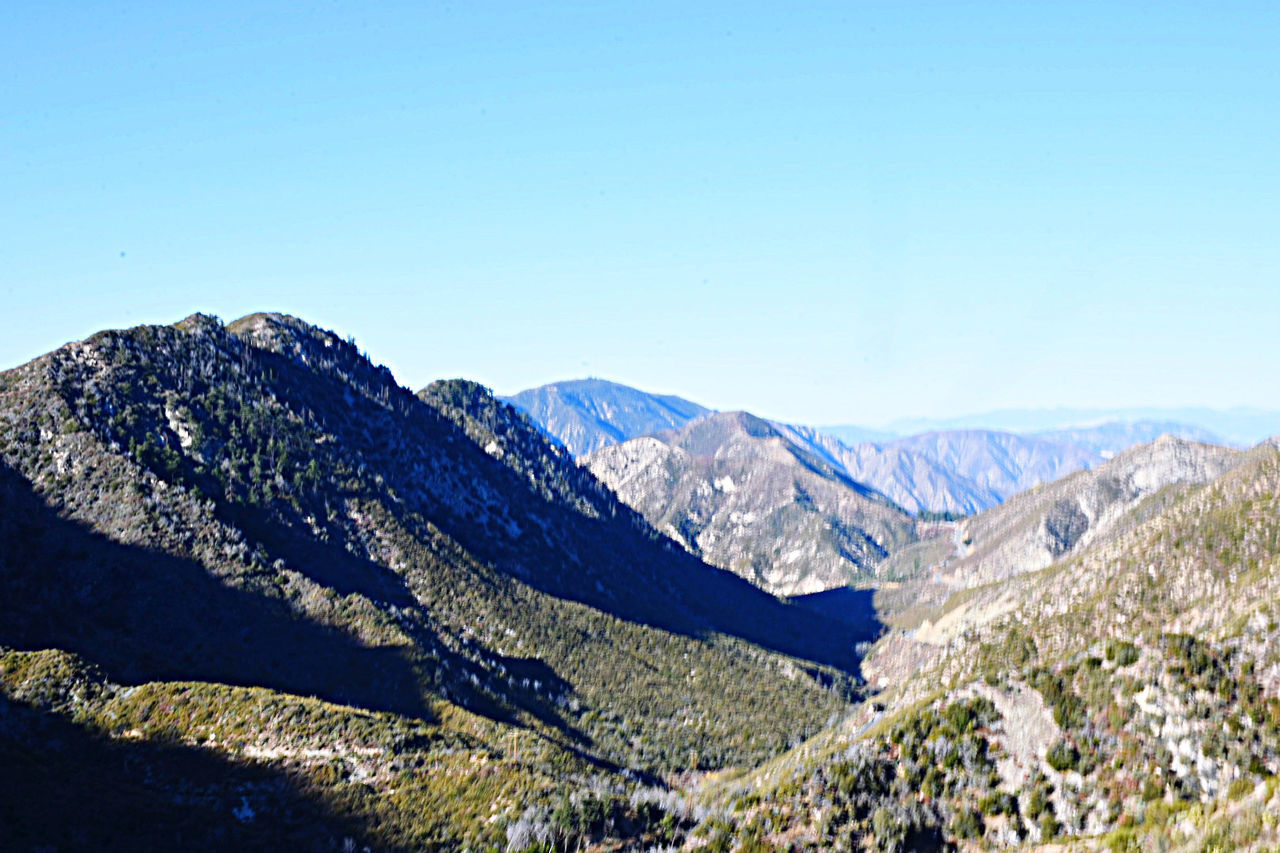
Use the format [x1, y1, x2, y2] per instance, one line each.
[1046, 741, 1080, 773]
[1105, 640, 1140, 667]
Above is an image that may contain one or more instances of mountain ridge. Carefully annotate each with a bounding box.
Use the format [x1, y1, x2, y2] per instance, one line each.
[584, 410, 919, 595]
[0, 311, 874, 849]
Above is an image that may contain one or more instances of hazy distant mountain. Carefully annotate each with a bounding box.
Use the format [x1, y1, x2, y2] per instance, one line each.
[876, 429, 1101, 505]
[879, 406, 1279, 446]
[1031, 419, 1223, 456]
[806, 423, 900, 445]
[776, 424, 1005, 515]
[584, 412, 918, 595]
[790, 423, 1237, 515]
[503, 378, 710, 455]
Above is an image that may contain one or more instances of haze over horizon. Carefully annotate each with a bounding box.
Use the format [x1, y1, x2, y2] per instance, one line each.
[5, 2, 1279, 424]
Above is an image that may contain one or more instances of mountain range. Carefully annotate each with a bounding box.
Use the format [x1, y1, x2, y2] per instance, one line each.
[868, 406, 1280, 447]
[507, 378, 1233, 516]
[5, 315, 1280, 850]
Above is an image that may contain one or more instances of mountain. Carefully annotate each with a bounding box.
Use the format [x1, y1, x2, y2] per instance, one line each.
[774, 423, 1005, 515]
[505, 379, 1229, 516]
[0, 313, 869, 849]
[880, 406, 1280, 446]
[782, 425, 1099, 516]
[909, 435, 1242, 589]
[502, 378, 710, 456]
[684, 437, 1280, 850]
[1032, 419, 1224, 457]
[583, 411, 918, 595]
[7, 316, 1278, 851]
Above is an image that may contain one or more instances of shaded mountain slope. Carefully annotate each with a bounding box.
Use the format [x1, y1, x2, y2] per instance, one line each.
[584, 411, 918, 595]
[503, 378, 709, 456]
[0, 313, 866, 792]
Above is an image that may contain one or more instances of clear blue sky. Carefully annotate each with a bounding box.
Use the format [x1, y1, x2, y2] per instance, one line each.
[4, 2, 1278, 425]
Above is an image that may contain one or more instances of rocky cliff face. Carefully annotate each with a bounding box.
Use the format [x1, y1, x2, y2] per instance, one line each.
[503, 378, 709, 456]
[585, 412, 918, 595]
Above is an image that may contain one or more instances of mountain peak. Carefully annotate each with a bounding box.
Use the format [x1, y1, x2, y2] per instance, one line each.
[504, 378, 710, 455]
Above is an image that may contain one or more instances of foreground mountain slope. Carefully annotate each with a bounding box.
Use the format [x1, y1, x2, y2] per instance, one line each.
[685, 440, 1280, 851]
[503, 378, 709, 456]
[584, 411, 918, 595]
[0, 313, 866, 848]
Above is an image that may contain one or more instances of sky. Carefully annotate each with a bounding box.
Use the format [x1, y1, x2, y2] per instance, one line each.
[3, 2, 1278, 426]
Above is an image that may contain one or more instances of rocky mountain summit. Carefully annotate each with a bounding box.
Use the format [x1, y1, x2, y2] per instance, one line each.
[584, 411, 918, 595]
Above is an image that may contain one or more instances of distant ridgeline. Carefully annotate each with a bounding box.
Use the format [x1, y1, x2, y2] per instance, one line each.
[507, 377, 1235, 516]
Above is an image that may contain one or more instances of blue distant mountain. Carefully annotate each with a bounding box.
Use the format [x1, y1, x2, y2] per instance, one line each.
[502, 378, 710, 456]
[876, 407, 1279, 447]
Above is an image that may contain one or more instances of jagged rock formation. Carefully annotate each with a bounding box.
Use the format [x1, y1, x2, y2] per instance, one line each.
[503, 378, 709, 456]
[584, 411, 918, 595]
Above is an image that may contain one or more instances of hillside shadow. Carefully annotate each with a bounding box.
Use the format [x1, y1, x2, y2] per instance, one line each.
[232, 507, 420, 609]
[431, 478, 878, 677]
[0, 461, 432, 720]
[0, 692, 382, 852]
[246, 336, 882, 683]
[785, 587, 885, 645]
[0, 460, 604, 746]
